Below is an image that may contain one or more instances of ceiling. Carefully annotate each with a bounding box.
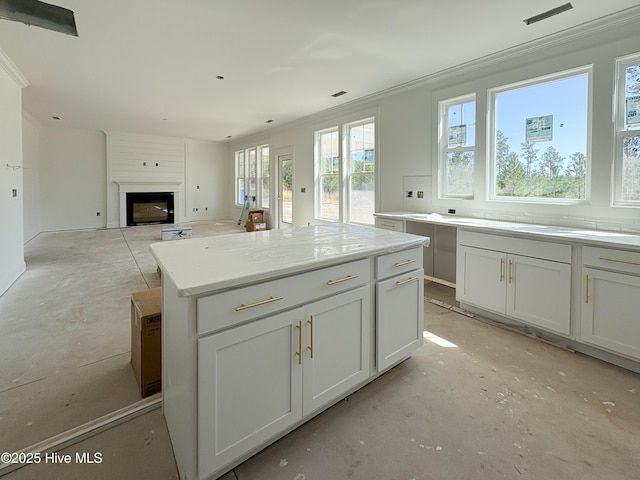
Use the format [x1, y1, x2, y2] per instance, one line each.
[1, 0, 639, 142]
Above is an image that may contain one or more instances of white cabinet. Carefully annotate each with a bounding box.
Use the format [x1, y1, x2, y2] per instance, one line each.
[375, 247, 424, 371]
[198, 308, 303, 477]
[302, 287, 370, 415]
[197, 285, 370, 479]
[580, 247, 640, 360]
[457, 231, 571, 335]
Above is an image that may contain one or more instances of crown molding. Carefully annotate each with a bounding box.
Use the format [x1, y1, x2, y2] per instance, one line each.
[0, 47, 29, 88]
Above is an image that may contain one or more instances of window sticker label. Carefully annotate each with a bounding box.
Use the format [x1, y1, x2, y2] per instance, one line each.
[525, 115, 553, 142]
[627, 95, 640, 126]
[448, 125, 467, 147]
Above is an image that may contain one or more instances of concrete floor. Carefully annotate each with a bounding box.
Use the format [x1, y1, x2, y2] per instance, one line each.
[2, 223, 640, 479]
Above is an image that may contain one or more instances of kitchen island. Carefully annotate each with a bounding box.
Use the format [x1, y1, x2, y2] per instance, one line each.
[150, 223, 429, 480]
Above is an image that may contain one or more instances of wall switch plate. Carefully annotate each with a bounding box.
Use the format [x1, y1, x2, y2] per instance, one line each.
[300, 187, 306, 193]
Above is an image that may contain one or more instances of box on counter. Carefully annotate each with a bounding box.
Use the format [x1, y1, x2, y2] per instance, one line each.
[161, 225, 192, 241]
[131, 287, 162, 397]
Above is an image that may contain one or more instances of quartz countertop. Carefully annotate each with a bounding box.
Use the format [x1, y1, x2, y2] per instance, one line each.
[375, 212, 640, 249]
[150, 223, 430, 297]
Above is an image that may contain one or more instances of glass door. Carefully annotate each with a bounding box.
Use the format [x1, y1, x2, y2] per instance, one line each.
[277, 154, 293, 228]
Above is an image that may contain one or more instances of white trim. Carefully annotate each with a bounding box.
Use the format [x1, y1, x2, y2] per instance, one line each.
[117, 182, 182, 228]
[0, 47, 29, 88]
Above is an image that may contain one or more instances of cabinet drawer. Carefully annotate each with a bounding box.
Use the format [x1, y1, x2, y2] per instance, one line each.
[375, 218, 404, 232]
[376, 247, 422, 280]
[197, 259, 370, 335]
[458, 230, 571, 264]
[583, 246, 640, 276]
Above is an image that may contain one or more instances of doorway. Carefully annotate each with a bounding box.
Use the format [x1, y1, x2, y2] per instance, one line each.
[277, 154, 293, 228]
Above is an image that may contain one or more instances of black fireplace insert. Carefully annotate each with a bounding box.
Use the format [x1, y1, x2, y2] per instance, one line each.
[126, 192, 174, 226]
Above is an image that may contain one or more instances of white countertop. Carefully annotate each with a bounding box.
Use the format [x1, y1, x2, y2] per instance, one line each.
[375, 212, 640, 249]
[150, 223, 430, 297]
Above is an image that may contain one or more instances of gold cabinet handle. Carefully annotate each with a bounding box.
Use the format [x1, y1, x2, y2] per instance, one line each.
[380, 222, 397, 229]
[599, 256, 640, 267]
[306, 316, 314, 358]
[235, 295, 283, 311]
[508, 259, 513, 283]
[585, 275, 589, 304]
[295, 320, 302, 365]
[499, 258, 504, 282]
[394, 259, 417, 267]
[327, 274, 359, 285]
[396, 277, 418, 286]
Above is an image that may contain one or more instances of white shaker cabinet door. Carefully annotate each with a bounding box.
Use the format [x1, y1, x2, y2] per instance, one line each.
[197, 308, 303, 480]
[376, 269, 424, 372]
[456, 245, 507, 314]
[506, 254, 571, 335]
[581, 267, 640, 360]
[301, 286, 370, 416]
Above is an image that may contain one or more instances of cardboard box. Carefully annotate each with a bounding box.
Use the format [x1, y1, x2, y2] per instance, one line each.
[161, 225, 192, 241]
[248, 210, 264, 223]
[246, 222, 267, 232]
[131, 288, 162, 397]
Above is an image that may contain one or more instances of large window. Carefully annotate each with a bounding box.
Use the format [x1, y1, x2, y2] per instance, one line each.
[315, 117, 376, 224]
[235, 144, 270, 208]
[614, 53, 640, 205]
[317, 128, 340, 221]
[346, 120, 375, 223]
[439, 95, 476, 198]
[489, 67, 591, 202]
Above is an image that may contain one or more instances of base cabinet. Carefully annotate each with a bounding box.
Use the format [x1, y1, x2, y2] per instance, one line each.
[457, 232, 572, 335]
[376, 269, 424, 371]
[580, 246, 640, 360]
[197, 286, 370, 479]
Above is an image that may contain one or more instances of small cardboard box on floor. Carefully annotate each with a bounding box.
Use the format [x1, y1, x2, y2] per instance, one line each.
[131, 288, 162, 397]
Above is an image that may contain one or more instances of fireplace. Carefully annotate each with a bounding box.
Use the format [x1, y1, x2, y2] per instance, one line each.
[126, 192, 174, 226]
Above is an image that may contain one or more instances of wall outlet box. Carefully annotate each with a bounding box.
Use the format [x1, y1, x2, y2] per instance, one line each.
[448, 209, 456, 214]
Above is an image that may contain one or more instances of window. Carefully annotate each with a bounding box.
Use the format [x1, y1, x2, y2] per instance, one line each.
[614, 53, 640, 205]
[317, 128, 340, 221]
[235, 144, 270, 208]
[314, 118, 376, 225]
[489, 67, 591, 202]
[235, 150, 245, 205]
[439, 95, 476, 198]
[346, 120, 375, 224]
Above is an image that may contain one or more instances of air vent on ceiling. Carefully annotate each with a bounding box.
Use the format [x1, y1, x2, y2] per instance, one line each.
[524, 2, 573, 25]
[331, 91, 347, 98]
[0, 0, 78, 36]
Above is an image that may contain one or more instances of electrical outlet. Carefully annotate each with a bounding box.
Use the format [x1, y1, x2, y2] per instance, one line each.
[96, 212, 100, 216]
[448, 209, 456, 214]
[12, 189, 17, 197]
[406, 191, 413, 198]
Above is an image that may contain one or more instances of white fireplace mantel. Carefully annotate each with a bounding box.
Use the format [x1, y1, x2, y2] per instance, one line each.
[117, 182, 183, 228]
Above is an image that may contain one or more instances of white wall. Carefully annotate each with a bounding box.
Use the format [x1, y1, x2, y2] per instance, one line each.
[22, 113, 41, 241]
[186, 139, 230, 221]
[229, 16, 640, 233]
[39, 128, 107, 231]
[0, 56, 26, 295]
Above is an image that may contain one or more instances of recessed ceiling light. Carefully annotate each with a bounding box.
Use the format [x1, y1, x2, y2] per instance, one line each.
[52, 116, 60, 120]
[523, 3, 573, 25]
[216, 75, 224, 80]
[265, 119, 274, 123]
[331, 91, 347, 98]
[226, 136, 232, 139]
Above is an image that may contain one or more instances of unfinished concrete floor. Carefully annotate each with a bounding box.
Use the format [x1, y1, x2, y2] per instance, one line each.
[2, 225, 640, 479]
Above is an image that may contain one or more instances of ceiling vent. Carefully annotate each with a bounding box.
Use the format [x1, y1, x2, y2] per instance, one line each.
[331, 91, 348, 98]
[523, 2, 573, 25]
[0, 0, 78, 36]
